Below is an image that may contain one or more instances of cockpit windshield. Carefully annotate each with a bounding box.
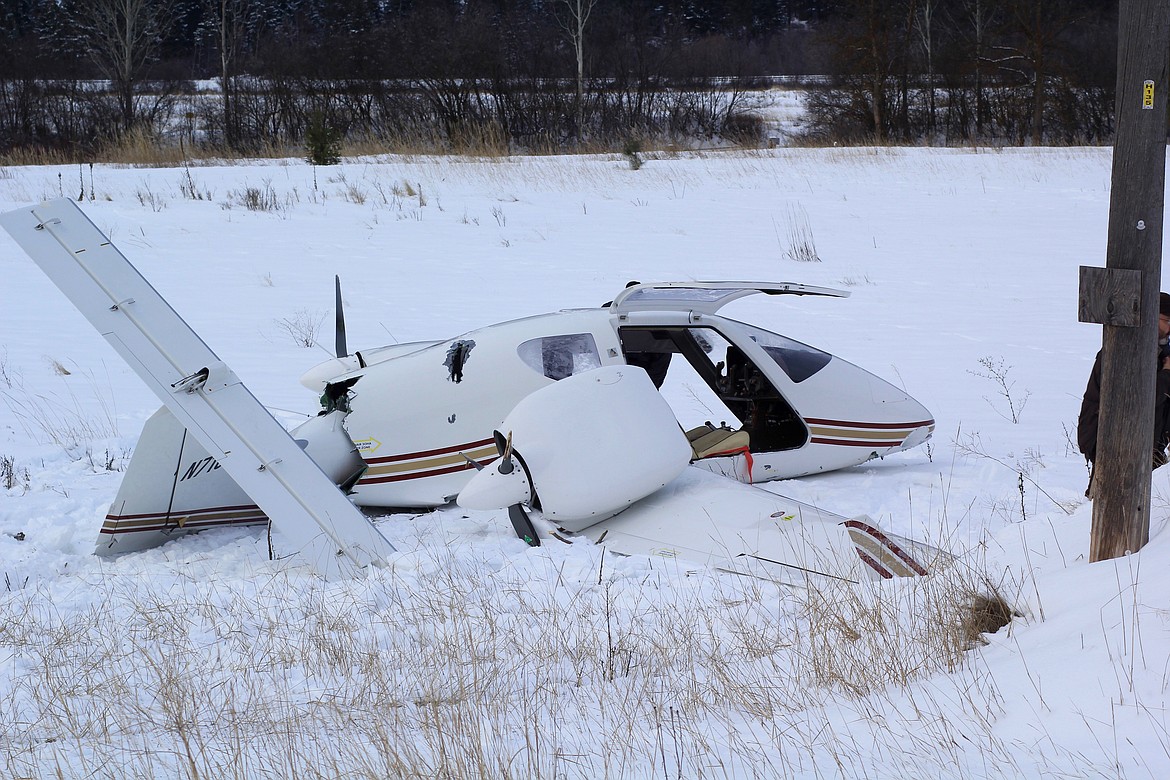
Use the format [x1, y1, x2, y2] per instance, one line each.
[733, 321, 832, 383]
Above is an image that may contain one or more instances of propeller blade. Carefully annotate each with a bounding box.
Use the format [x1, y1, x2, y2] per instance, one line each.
[493, 430, 515, 475]
[482, 429, 537, 545]
[334, 274, 348, 358]
[488, 430, 536, 545]
[508, 503, 541, 547]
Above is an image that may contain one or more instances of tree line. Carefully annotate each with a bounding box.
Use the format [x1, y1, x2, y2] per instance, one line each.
[813, 0, 1119, 145]
[0, 0, 1124, 158]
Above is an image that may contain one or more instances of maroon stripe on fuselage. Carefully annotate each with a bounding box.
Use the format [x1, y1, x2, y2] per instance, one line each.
[100, 508, 268, 536]
[810, 437, 906, 447]
[364, 438, 496, 465]
[804, 417, 935, 430]
[358, 458, 496, 485]
[103, 503, 262, 522]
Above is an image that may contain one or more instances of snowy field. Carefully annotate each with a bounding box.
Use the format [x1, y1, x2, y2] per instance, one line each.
[0, 146, 1168, 778]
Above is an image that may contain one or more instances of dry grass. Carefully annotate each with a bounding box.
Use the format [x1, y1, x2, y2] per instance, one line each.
[0, 132, 297, 169]
[779, 202, 820, 262]
[97, 129, 199, 167]
[962, 590, 1017, 647]
[0, 126, 755, 170]
[0, 364, 120, 461]
[274, 309, 326, 348]
[0, 147, 77, 167]
[0, 534, 1049, 780]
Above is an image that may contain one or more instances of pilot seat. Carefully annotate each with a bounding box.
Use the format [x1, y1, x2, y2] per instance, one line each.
[685, 423, 750, 460]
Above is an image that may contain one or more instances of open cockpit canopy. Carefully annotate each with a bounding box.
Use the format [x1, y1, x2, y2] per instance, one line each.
[609, 281, 849, 316]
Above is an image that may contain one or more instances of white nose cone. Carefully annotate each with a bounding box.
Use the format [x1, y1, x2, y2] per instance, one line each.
[457, 459, 532, 510]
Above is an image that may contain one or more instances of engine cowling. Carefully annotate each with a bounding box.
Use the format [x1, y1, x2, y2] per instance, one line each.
[458, 365, 691, 532]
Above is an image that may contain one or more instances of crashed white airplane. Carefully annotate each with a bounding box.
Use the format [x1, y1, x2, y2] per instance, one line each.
[1, 198, 939, 583]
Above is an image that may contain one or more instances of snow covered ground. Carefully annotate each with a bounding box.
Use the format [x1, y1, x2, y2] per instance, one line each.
[0, 146, 1167, 778]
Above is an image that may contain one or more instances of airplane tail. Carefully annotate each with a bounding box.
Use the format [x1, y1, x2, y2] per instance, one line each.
[99, 406, 263, 555]
[99, 407, 367, 556]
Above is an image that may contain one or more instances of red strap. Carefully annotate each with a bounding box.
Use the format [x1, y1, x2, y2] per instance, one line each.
[707, 446, 753, 482]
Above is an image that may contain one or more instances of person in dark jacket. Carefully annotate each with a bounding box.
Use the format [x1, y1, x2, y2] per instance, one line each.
[1078, 292, 1170, 495]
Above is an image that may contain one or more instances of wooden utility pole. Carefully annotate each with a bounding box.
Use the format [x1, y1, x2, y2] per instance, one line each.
[1079, 0, 1170, 562]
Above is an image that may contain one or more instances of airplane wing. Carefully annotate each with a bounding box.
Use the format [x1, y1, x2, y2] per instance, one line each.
[574, 468, 939, 586]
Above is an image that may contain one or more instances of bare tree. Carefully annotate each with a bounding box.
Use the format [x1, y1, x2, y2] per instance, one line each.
[206, 0, 256, 149]
[950, 0, 1001, 138]
[988, 0, 1084, 144]
[832, 0, 907, 142]
[556, 0, 600, 141]
[68, 0, 177, 134]
[914, 0, 938, 133]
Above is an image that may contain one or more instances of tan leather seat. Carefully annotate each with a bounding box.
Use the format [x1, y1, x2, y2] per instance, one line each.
[685, 424, 713, 443]
[685, 424, 750, 459]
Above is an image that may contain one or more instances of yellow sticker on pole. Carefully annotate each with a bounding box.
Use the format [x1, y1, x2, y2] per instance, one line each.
[1143, 80, 1155, 109]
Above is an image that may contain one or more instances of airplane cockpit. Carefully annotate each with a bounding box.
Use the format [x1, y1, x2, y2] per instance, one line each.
[618, 325, 811, 459]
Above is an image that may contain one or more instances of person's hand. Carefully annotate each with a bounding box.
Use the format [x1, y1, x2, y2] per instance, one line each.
[1162, 353, 1170, 372]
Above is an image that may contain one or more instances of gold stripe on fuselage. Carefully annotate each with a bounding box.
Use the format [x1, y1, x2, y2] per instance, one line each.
[364, 445, 498, 477]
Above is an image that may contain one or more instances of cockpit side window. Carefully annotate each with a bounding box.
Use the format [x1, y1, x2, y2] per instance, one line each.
[517, 333, 602, 380]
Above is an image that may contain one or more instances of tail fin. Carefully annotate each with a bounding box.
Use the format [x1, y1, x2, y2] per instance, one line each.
[98, 406, 264, 555]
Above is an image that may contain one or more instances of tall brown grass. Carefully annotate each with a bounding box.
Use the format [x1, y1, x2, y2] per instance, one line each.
[0, 534, 1049, 780]
[0, 124, 762, 168]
